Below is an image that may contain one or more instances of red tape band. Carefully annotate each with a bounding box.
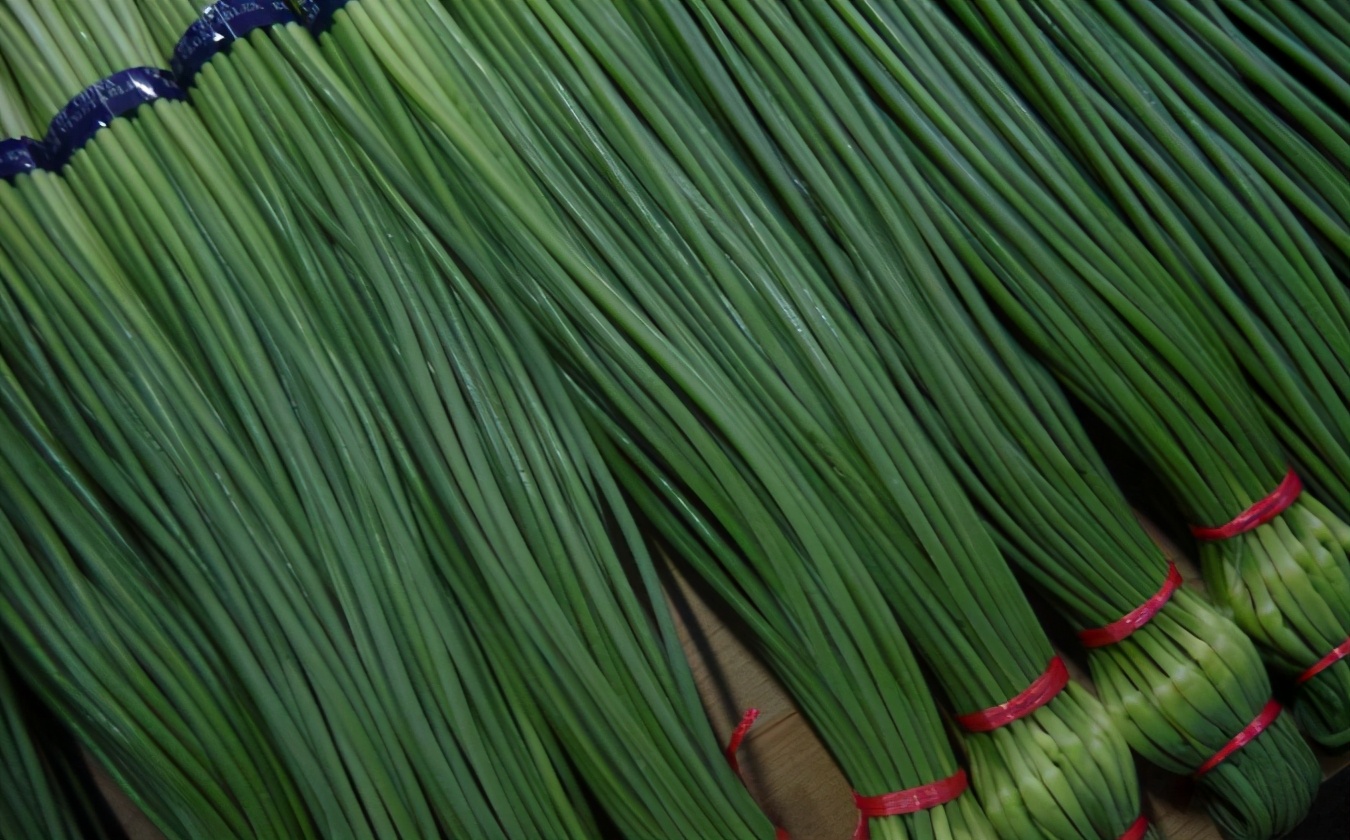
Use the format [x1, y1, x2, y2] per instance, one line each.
[1190, 470, 1302, 541]
[1193, 700, 1282, 777]
[724, 708, 760, 775]
[723, 709, 793, 840]
[1117, 815, 1151, 840]
[852, 769, 968, 840]
[1079, 563, 1183, 647]
[1297, 638, 1350, 684]
[954, 656, 1069, 732]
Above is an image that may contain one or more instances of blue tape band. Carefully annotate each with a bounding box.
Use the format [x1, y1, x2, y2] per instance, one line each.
[42, 68, 186, 171]
[172, 0, 298, 83]
[299, 0, 351, 34]
[0, 137, 42, 181]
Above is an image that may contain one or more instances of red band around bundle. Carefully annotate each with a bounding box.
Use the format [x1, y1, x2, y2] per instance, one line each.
[1193, 700, 1282, 777]
[1190, 470, 1302, 541]
[1297, 637, 1350, 684]
[723, 709, 793, 840]
[851, 769, 968, 840]
[954, 656, 1069, 732]
[1117, 815, 1151, 840]
[724, 708, 761, 775]
[1079, 563, 1183, 647]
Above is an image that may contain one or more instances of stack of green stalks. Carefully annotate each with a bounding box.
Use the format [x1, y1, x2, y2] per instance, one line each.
[671, 0, 1350, 792]
[202, 6, 1007, 839]
[131, 0, 795, 835]
[1, 0, 804, 837]
[264, 2, 1156, 838]
[611, 2, 1320, 837]
[0, 4, 604, 838]
[3, 1, 1342, 839]
[1128, 0, 1350, 263]
[931, 0, 1350, 751]
[957, 0, 1350, 291]
[0, 331, 317, 839]
[0, 26, 330, 822]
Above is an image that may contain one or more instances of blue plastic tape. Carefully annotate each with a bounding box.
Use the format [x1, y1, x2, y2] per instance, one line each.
[0, 137, 42, 181]
[298, 0, 351, 35]
[42, 68, 186, 170]
[172, 0, 298, 83]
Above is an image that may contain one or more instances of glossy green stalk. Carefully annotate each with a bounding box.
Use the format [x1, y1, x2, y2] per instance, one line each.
[1, 3, 596, 836]
[281, 1, 1142, 837]
[0, 387, 314, 840]
[130, 1, 784, 834]
[931, 0, 1350, 753]
[616, 2, 1318, 837]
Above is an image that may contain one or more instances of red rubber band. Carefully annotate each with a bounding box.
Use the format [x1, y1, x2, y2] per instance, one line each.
[1079, 563, 1183, 647]
[1297, 637, 1350, 684]
[723, 713, 793, 840]
[851, 769, 968, 840]
[723, 709, 793, 840]
[1117, 815, 1151, 840]
[1193, 700, 1282, 777]
[1190, 470, 1302, 541]
[954, 656, 1069, 732]
[724, 708, 760, 775]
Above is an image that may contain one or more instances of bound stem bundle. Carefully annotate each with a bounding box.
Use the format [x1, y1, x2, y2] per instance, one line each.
[284, 1, 1149, 837]
[0, 4, 602, 837]
[614, 1, 1319, 836]
[928, 0, 1350, 750]
[279, 13, 996, 840]
[128, 1, 787, 835]
[0, 389, 312, 839]
[679, 0, 1350, 794]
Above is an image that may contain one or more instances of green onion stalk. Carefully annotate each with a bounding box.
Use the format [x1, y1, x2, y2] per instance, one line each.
[0, 115, 570, 838]
[0, 81, 318, 840]
[432, 2, 1153, 834]
[616, 1, 1320, 836]
[230, 12, 1004, 840]
[1133, 1, 1350, 187]
[0, 654, 128, 840]
[950, 0, 1350, 525]
[126, 1, 793, 836]
[704, 0, 1350, 778]
[0, 4, 604, 837]
[281, 2, 1148, 837]
[0, 49, 31, 138]
[0, 383, 313, 840]
[893, 0, 1350, 750]
[205, 4, 1015, 840]
[953, 0, 1350, 290]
